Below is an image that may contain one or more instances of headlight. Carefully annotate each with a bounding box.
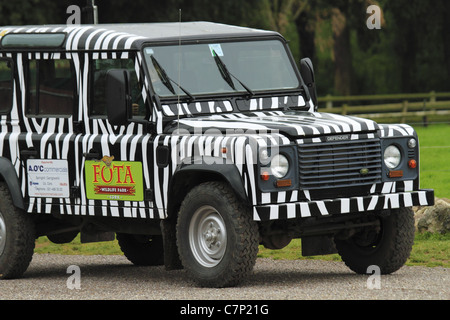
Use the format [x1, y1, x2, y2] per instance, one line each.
[384, 145, 402, 169]
[270, 154, 289, 178]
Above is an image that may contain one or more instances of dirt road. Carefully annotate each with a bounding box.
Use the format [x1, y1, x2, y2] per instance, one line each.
[0, 254, 448, 301]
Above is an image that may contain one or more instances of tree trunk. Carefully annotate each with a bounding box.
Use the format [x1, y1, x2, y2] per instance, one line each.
[332, 8, 352, 96]
[442, 2, 450, 91]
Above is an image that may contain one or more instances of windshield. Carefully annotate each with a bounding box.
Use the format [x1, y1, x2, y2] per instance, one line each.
[143, 39, 299, 98]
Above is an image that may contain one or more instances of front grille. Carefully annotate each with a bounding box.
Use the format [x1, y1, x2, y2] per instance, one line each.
[298, 138, 382, 190]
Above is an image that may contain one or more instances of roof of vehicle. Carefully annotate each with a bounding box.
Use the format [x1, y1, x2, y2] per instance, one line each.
[0, 22, 280, 51]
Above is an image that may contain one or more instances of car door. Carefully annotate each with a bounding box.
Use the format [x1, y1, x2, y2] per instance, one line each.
[19, 54, 77, 214]
[79, 53, 151, 218]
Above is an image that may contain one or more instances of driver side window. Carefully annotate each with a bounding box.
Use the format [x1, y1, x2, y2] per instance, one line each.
[90, 56, 146, 119]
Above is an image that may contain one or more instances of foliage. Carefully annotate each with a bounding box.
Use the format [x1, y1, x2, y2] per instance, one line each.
[1, 0, 448, 96]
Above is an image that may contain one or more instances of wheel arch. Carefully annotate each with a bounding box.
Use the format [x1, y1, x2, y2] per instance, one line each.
[166, 161, 249, 219]
[0, 157, 25, 210]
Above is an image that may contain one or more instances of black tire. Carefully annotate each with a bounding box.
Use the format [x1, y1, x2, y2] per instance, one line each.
[116, 233, 164, 266]
[0, 183, 35, 279]
[176, 182, 259, 288]
[335, 207, 415, 275]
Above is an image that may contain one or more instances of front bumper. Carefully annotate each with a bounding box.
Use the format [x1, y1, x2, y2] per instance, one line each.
[253, 189, 434, 221]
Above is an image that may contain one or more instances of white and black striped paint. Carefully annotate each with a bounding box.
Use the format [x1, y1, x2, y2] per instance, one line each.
[0, 24, 432, 222]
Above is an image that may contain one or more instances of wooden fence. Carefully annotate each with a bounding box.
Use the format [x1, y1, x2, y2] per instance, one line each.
[317, 91, 450, 125]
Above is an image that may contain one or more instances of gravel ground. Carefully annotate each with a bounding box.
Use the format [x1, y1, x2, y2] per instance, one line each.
[0, 254, 448, 300]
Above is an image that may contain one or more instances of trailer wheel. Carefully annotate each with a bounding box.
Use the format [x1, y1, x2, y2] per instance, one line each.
[335, 207, 415, 274]
[0, 183, 35, 279]
[176, 182, 259, 287]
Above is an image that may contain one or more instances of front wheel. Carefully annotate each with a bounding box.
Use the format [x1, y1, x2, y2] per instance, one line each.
[0, 183, 35, 279]
[335, 207, 415, 275]
[176, 182, 259, 287]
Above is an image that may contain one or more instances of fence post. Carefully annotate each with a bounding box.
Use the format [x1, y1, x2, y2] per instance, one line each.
[429, 91, 436, 103]
[342, 104, 348, 115]
[326, 94, 333, 109]
[401, 100, 408, 123]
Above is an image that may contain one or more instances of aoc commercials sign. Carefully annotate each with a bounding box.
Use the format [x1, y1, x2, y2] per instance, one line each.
[27, 159, 70, 198]
[85, 157, 144, 201]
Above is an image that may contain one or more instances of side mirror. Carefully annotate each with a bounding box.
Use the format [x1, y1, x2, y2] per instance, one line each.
[300, 58, 318, 110]
[106, 69, 131, 126]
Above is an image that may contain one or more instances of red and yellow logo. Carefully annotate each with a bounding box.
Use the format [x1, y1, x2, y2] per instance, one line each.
[85, 156, 143, 201]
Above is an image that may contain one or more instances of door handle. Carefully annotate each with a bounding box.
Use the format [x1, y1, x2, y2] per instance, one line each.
[20, 149, 38, 158]
[83, 150, 100, 160]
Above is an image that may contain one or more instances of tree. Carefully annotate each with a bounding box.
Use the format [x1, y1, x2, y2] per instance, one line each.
[330, 6, 352, 95]
[2, 0, 448, 95]
[260, 0, 308, 35]
[384, 0, 449, 93]
[0, 0, 60, 25]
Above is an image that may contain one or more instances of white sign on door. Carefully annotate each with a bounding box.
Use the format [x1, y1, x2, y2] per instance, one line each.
[27, 159, 70, 198]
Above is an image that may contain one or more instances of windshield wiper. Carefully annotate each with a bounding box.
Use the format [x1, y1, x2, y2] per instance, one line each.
[150, 56, 195, 102]
[212, 50, 254, 98]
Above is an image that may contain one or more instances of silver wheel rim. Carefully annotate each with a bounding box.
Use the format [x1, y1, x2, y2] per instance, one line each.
[0, 212, 6, 256]
[189, 205, 227, 268]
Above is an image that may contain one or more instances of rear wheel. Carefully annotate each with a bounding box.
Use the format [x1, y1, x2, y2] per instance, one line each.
[0, 183, 35, 279]
[335, 208, 415, 274]
[176, 182, 259, 287]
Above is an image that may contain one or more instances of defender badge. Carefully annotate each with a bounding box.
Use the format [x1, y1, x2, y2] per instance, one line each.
[326, 135, 350, 142]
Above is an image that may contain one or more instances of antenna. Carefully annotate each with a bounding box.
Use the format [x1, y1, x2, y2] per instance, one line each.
[177, 9, 182, 131]
[82, 0, 98, 24]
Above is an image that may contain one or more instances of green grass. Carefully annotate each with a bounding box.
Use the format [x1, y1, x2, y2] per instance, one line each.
[257, 233, 450, 268]
[408, 232, 450, 267]
[413, 124, 450, 199]
[257, 239, 339, 262]
[35, 235, 123, 255]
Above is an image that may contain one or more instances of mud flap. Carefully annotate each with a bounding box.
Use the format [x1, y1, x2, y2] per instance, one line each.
[80, 231, 115, 243]
[301, 235, 337, 256]
[161, 219, 183, 270]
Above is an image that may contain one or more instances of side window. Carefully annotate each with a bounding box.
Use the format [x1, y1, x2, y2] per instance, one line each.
[27, 59, 75, 116]
[91, 58, 145, 119]
[0, 59, 13, 113]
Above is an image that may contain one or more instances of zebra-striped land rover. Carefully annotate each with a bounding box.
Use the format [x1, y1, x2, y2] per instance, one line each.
[0, 22, 434, 287]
